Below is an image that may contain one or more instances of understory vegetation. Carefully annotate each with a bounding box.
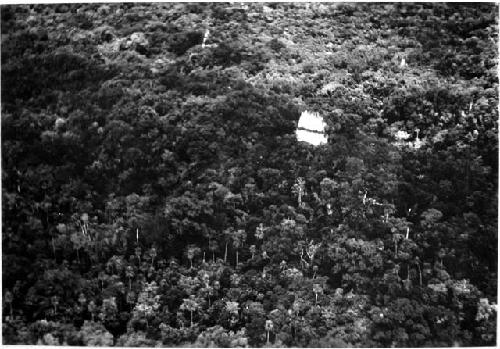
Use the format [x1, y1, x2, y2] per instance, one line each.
[1, 3, 498, 347]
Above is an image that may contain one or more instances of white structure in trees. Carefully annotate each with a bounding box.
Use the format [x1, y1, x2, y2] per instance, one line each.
[296, 111, 327, 146]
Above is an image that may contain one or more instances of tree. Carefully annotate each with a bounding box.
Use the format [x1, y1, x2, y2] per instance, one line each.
[131, 282, 160, 329]
[265, 319, 274, 345]
[185, 245, 202, 269]
[4, 290, 13, 320]
[134, 247, 142, 265]
[255, 223, 265, 240]
[303, 240, 321, 271]
[88, 301, 97, 322]
[180, 296, 201, 327]
[312, 284, 323, 305]
[292, 178, 306, 208]
[1, 3, 497, 347]
[51, 296, 59, 316]
[125, 266, 134, 291]
[208, 239, 219, 263]
[225, 301, 240, 317]
[249, 245, 256, 260]
[233, 229, 247, 267]
[79, 321, 114, 346]
[223, 228, 234, 264]
[148, 247, 157, 267]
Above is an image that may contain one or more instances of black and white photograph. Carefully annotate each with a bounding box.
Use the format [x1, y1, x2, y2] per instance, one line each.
[1, 2, 498, 347]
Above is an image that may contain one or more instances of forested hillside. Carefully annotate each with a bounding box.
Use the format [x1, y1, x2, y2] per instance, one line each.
[1, 3, 498, 346]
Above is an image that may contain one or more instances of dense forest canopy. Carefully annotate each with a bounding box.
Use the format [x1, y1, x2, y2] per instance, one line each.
[1, 3, 498, 347]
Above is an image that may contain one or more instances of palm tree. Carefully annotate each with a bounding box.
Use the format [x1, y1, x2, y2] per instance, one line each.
[233, 229, 247, 266]
[306, 240, 321, 268]
[134, 246, 142, 264]
[312, 284, 323, 305]
[415, 257, 423, 286]
[249, 245, 256, 259]
[209, 239, 218, 263]
[180, 296, 200, 327]
[98, 271, 107, 291]
[88, 300, 97, 321]
[223, 228, 234, 264]
[78, 293, 86, 306]
[206, 285, 214, 307]
[392, 233, 403, 256]
[265, 319, 274, 345]
[51, 295, 59, 315]
[312, 265, 318, 279]
[292, 177, 306, 207]
[70, 232, 85, 264]
[125, 266, 134, 291]
[185, 245, 201, 269]
[148, 247, 157, 267]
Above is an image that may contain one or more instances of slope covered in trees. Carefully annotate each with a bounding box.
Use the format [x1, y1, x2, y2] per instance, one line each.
[1, 3, 498, 346]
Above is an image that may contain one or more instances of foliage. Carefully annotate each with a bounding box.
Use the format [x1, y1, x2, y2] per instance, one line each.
[1, 3, 497, 347]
